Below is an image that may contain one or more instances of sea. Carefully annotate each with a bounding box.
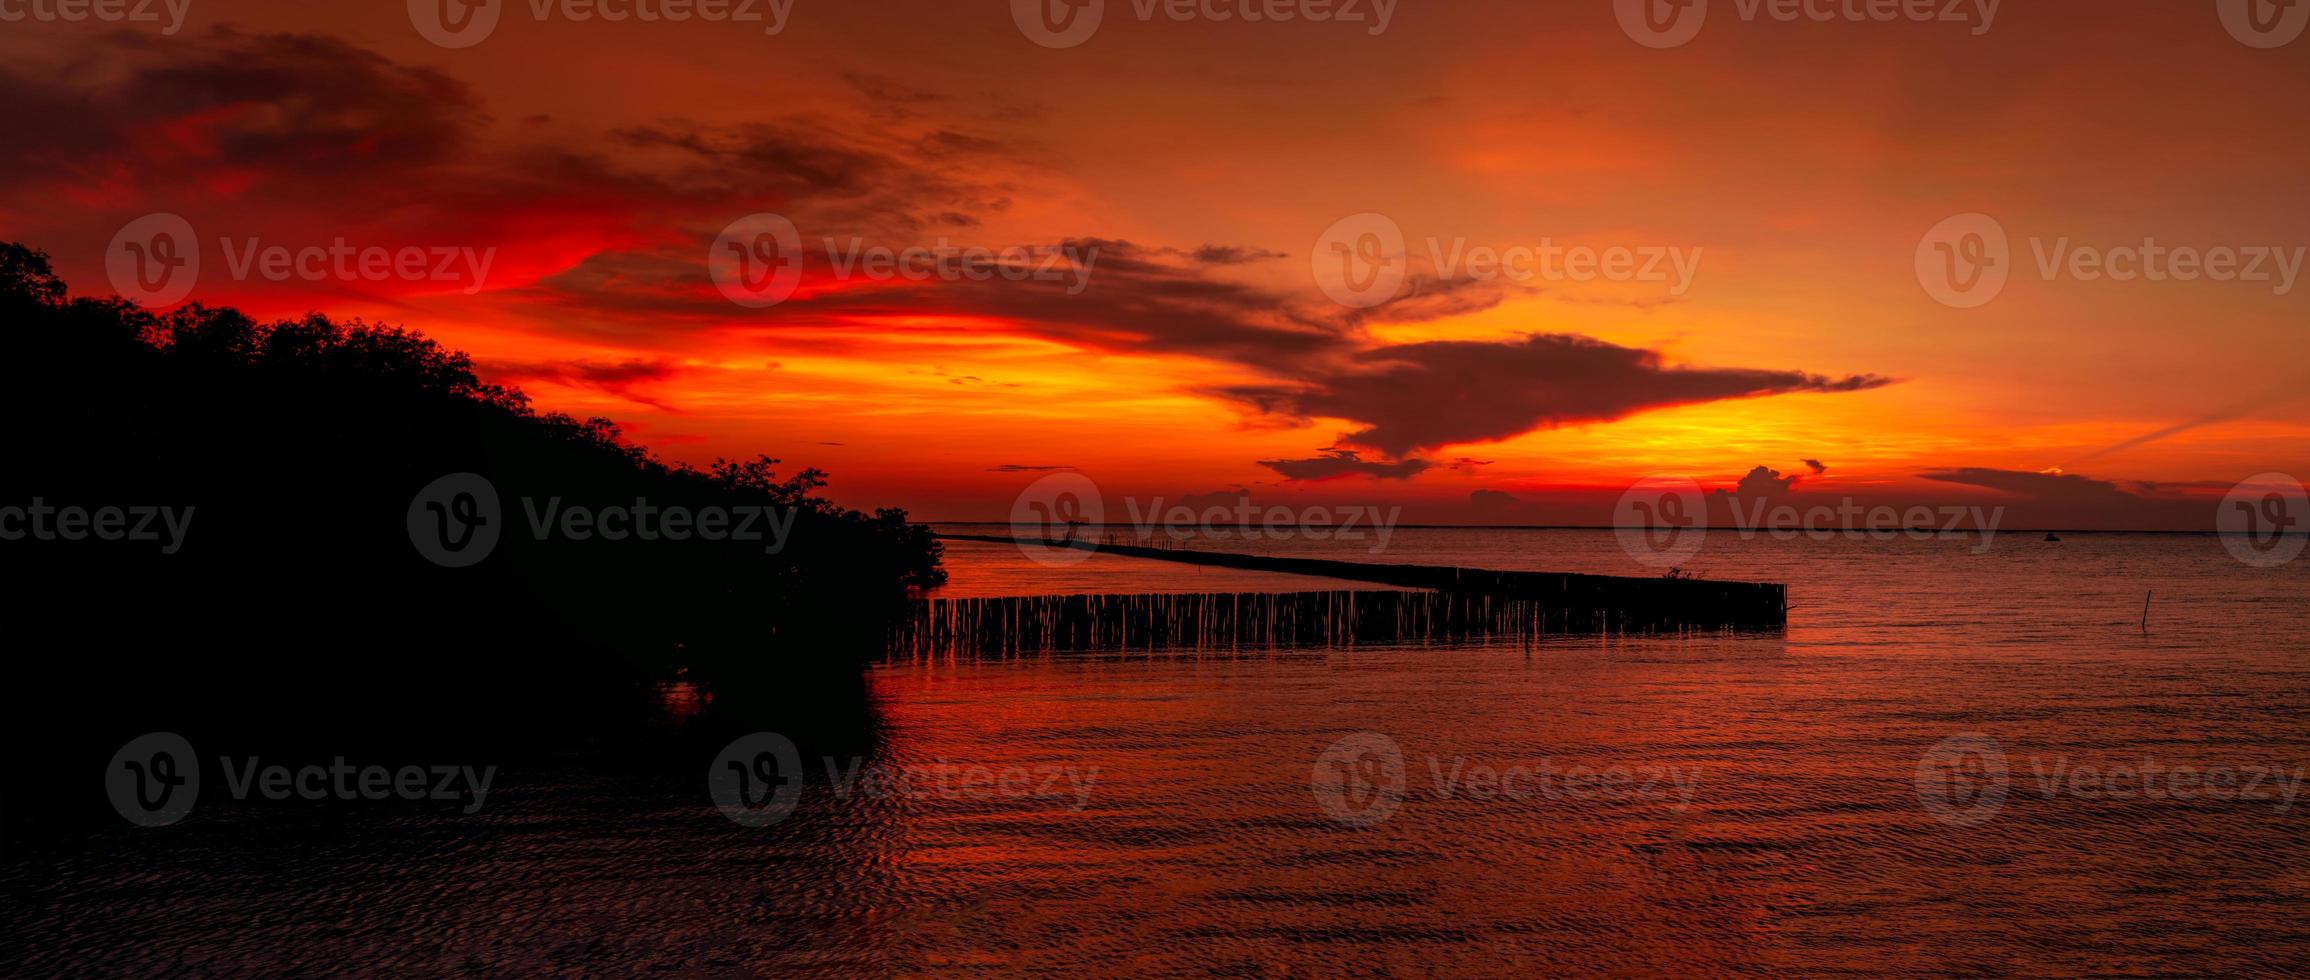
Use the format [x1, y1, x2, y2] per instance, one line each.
[6, 528, 2307, 974]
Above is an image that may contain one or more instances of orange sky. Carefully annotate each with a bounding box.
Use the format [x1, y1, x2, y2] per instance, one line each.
[3, 1, 2305, 526]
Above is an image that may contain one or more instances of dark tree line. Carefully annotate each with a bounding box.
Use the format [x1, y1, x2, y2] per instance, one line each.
[0, 243, 943, 833]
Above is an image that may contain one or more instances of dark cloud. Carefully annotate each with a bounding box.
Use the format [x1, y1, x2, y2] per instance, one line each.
[1259, 449, 1433, 481]
[2, 29, 1021, 284]
[616, 123, 875, 188]
[986, 464, 1072, 473]
[0, 28, 477, 178]
[1802, 458, 1828, 475]
[842, 71, 945, 112]
[1222, 334, 1893, 457]
[1189, 245, 1288, 265]
[1916, 467, 2210, 529]
[1469, 488, 1522, 519]
[913, 130, 1011, 159]
[649, 237, 1352, 365]
[0, 30, 1897, 470]
[1919, 467, 2136, 502]
[1341, 277, 1512, 328]
[477, 358, 686, 410]
[1712, 465, 1801, 499]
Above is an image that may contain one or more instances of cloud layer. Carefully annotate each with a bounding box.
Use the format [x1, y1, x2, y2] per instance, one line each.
[2, 29, 1898, 483]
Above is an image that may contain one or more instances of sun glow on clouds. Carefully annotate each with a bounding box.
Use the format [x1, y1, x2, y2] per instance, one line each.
[2, 3, 2305, 526]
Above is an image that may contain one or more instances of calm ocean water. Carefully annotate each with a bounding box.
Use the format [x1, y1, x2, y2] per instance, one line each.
[9, 530, 2307, 974]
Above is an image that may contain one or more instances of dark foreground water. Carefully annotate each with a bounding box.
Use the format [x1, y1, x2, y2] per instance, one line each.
[6, 531, 2308, 974]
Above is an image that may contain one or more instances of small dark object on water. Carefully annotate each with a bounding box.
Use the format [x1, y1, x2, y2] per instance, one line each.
[2045, 532, 2062, 542]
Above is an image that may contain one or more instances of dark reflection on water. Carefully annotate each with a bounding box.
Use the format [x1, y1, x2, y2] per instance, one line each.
[6, 532, 2309, 974]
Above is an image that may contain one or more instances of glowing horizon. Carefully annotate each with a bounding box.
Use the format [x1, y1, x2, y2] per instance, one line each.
[5, 2, 2305, 528]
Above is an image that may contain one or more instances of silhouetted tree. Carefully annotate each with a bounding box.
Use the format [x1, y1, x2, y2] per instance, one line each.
[0, 243, 944, 834]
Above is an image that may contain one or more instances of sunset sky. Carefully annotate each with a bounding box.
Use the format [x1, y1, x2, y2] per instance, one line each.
[4, 1, 2305, 526]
